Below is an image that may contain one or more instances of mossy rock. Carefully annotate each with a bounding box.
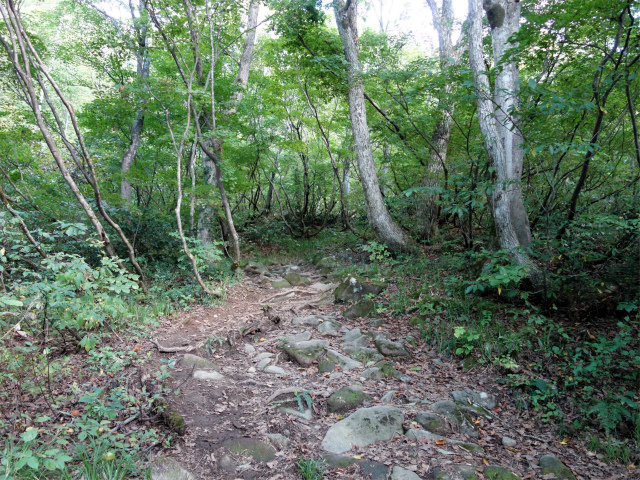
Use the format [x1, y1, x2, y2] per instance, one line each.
[375, 360, 396, 377]
[318, 360, 335, 373]
[343, 346, 383, 364]
[150, 457, 194, 480]
[415, 412, 448, 435]
[284, 272, 308, 286]
[431, 465, 477, 480]
[181, 354, 218, 370]
[460, 356, 478, 370]
[322, 453, 357, 469]
[221, 438, 276, 462]
[334, 275, 387, 303]
[344, 299, 376, 319]
[317, 257, 338, 268]
[484, 466, 521, 480]
[539, 455, 576, 480]
[272, 279, 291, 289]
[154, 399, 186, 436]
[283, 340, 329, 367]
[327, 386, 367, 413]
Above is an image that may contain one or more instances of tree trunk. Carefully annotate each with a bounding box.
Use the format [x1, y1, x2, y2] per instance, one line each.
[468, 0, 540, 285]
[333, 0, 409, 252]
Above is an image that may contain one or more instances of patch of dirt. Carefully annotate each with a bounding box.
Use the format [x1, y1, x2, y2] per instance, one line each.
[143, 263, 634, 480]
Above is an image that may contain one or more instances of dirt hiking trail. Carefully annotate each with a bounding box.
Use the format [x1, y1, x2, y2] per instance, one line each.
[146, 260, 628, 480]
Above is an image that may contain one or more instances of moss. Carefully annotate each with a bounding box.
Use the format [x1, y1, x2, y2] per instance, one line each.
[539, 455, 576, 480]
[271, 279, 291, 289]
[375, 361, 395, 376]
[484, 465, 521, 480]
[318, 360, 335, 373]
[327, 386, 367, 413]
[222, 438, 276, 462]
[154, 399, 186, 435]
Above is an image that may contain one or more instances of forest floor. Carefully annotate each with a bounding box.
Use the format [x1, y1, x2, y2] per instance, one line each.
[144, 260, 633, 480]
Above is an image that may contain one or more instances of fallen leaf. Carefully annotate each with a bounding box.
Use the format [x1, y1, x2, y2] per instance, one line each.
[132, 345, 141, 352]
[71, 410, 80, 416]
[435, 439, 447, 445]
[482, 459, 490, 465]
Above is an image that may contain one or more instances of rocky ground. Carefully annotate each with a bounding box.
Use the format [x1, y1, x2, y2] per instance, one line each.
[145, 259, 632, 480]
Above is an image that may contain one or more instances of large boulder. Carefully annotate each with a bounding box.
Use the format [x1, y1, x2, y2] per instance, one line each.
[283, 339, 329, 367]
[321, 406, 404, 453]
[334, 275, 387, 303]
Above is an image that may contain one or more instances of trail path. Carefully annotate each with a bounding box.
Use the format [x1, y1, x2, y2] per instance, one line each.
[146, 261, 611, 480]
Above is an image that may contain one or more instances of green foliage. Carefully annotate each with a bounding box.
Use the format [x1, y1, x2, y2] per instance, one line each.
[297, 457, 325, 480]
[293, 391, 313, 413]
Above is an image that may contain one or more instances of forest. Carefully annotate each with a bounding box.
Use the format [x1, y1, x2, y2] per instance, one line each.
[0, 0, 638, 478]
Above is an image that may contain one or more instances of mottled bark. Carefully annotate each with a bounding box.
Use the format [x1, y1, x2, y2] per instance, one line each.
[333, 0, 409, 252]
[468, 0, 540, 285]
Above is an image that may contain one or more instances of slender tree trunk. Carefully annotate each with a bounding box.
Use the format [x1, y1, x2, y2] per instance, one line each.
[333, 0, 409, 252]
[468, 0, 540, 286]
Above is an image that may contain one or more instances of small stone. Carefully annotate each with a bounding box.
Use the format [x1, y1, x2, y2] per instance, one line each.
[432, 358, 443, 365]
[247, 367, 256, 373]
[309, 282, 336, 292]
[278, 407, 312, 420]
[343, 346, 383, 364]
[327, 386, 367, 413]
[502, 436, 517, 447]
[256, 358, 272, 369]
[150, 457, 195, 480]
[181, 354, 218, 370]
[361, 367, 384, 381]
[380, 391, 396, 404]
[284, 272, 308, 286]
[342, 329, 363, 342]
[539, 455, 577, 480]
[244, 262, 268, 275]
[252, 352, 274, 363]
[390, 466, 422, 480]
[369, 318, 385, 328]
[369, 330, 391, 341]
[405, 429, 484, 454]
[271, 279, 291, 289]
[359, 459, 389, 480]
[326, 349, 362, 371]
[292, 315, 321, 326]
[450, 390, 497, 410]
[221, 438, 277, 462]
[318, 360, 335, 373]
[283, 339, 329, 367]
[283, 331, 312, 342]
[460, 356, 478, 370]
[263, 366, 285, 375]
[218, 454, 237, 473]
[484, 465, 522, 480]
[342, 335, 370, 348]
[329, 372, 343, 379]
[344, 300, 376, 319]
[375, 338, 411, 358]
[415, 412, 447, 435]
[318, 320, 341, 336]
[321, 406, 404, 453]
[192, 370, 225, 381]
[430, 400, 478, 438]
[242, 344, 256, 355]
[265, 433, 289, 450]
[334, 275, 387, 303]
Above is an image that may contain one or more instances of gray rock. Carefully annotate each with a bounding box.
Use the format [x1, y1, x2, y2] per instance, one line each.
[242, 344, 256, 355]
[318, 320, 341, 336]
[247, 367, 256, 373]
[342, 329, 364, 342]
[256, 358, 272, 369]
[369, 330, 391, 341]
[326, 349, 362, 371]
[193, 370, 225, 381]
[284, 272, 308, 286]
[502, 436, 517, 447]
[375, 338, 411, 358]
[321, 453, 358, 469]
[405, 429, 484, 454]
[380, 391, 397, 404]
[430, 401, 478, 437]
[430, 464, 477, 480]
[344, 346, 384, 364]
[344, 300, 376, 319]
[271, 279, 291, 289]
[321, 406, 404, 453]
[278, 407, 313, 420]
[391, 466, 422, 480]
[360, 460, 389, 480]
[218, 454, 237, 473]
[263, 366, 286, 375]
[329, 372, 343, 380]
[375, 360, 406, 380]
[310, 282, 336, 292]
[334, 275, 387, 303]
[415, 412, 448, 435]
[221, 438, 276, 462]
[253, 352, 274, 363]
[282, 330, 312, 343]
[283, 339, 329, 367]
[450, 390, 497, 410]
[361, 367, 384, 381]
[150, 457, 195, 480]
[244, 262, 268, 275]
[369, 318, 385, 327]
[484, 465, 521, 480]
[292, 315, 321, 326]
[342, 335, 371, 349]
[265, 433, 289, 450]
[318, 360, 335, 373]
[327, 386, 367, 413]
[539, 455, 576, 480]
[181, 354, 218, 370]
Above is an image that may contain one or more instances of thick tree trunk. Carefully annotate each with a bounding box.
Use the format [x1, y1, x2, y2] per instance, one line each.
[468, 0, 540, 286]
[333, 0, 409, 252]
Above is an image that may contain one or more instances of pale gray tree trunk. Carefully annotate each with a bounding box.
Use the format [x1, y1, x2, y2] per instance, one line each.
[333, 0, 409, 251]
[418, 0, 460, 240]
[468, 0, 540, 285]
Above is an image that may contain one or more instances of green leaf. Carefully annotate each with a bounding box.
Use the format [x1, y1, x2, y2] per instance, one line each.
[20, 428, 38, 442]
